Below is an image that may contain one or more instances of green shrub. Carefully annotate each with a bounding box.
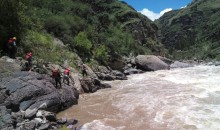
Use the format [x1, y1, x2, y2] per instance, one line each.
[21, 30, 78, 65]
[93, 45, 109, 65]
[45, 15, 71, 37]
[73, 32, 92, 59]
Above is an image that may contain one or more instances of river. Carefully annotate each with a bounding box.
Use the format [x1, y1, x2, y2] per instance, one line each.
[57, 65, 220, 130]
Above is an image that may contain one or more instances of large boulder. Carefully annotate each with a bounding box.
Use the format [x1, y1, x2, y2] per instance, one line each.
[157, 56, 174, 65]
[80, 78, 111, 93]
[93, 66, 127, 81]
[0, 106, 15, 130]
[1, 71, 79, 115]
[123, 68, 144, 75]
[135, 55, 169, 71]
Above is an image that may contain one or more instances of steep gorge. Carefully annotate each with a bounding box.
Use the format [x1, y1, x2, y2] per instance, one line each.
[156, 0, 220, 60]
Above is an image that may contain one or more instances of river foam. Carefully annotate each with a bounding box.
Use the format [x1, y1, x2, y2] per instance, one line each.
[57, 65, 220, 130]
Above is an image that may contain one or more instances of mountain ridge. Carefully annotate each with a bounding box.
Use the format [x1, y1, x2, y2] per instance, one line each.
[156, 0, 220, 60]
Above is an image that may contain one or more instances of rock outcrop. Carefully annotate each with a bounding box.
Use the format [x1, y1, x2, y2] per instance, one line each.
[135, 55, 169, 71]
[80, 78, 111, 93]
[93, 66, 127, 80]
[0, 56, 112, 129]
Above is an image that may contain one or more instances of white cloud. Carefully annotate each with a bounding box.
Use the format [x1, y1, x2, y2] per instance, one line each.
[181, 5, 187, 9]
[139, 8, 172, 21]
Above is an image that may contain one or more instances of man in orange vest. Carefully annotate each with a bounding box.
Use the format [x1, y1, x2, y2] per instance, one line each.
[63, 68, 70, 85]
[25, 50, 32, 67]
[52, 68, 62, 88]
[7, 37, 17, 58]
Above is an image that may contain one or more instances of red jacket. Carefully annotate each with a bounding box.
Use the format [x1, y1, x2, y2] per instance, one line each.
[64, 69, 70, 75]
[25, 52, 32, 60]
[53, 69, 60, 77]
[8, 38, 16, 46]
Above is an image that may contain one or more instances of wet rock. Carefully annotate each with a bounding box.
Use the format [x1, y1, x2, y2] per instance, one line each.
[83, 64, 98, 79]
[214, 61, 220, 66]
[80, 78, 111, 93]
[25, 108, 38, 119]
[96, 72, 114, 81]
[38, 123, 51, 130]
[17, 120, 36, 130]
[33, 118, 45, 128]
[36, 110, 56, 122]
[0, 106, 14, 129]
[157, 56, 174, 65]
[135, 55, 169, 71]
[66, 119, 78, 126]
[124, 68, 144, 75]
[94, 66, 127, 80]
[2, 71, 79, 114]
[20, 100, 35, 111]
[0, 91, 7, 104]
[110, 70, 127, 80]
[100, 83, 111, 89]
[11, 111, 24, 124]
[57, 118, 67, 124]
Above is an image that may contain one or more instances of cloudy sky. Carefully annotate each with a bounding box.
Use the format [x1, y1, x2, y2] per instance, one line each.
[122, 0, 192, 21]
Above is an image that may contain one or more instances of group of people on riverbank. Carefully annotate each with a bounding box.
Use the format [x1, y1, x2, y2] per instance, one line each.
[5, 36, 88, 89]
[7, 36, 33, 70]
[52, 64, 87, 88]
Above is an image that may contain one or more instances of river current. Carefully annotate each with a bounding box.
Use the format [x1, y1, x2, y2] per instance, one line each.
[57, 65, 220, 130]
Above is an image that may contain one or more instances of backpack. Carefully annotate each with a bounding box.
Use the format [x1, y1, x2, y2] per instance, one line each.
[53, 69, 59, 77]
[64, 69, 70, 75]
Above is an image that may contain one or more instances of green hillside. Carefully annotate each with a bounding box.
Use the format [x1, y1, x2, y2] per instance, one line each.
[0, 0, 166, 67]
[156, 0, 220, 60]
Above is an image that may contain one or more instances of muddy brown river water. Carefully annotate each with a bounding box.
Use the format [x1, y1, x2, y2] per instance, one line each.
[57, 65, 220, 130]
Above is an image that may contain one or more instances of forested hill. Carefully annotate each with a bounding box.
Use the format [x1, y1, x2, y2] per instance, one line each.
[0, 0, 165, 67]
[156, 0, 220, 60]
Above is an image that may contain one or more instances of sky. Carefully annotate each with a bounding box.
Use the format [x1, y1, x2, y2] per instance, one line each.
[122, 0, 192, 21]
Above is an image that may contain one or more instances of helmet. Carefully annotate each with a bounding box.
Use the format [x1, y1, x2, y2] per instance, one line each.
[12, 37, 16, 40]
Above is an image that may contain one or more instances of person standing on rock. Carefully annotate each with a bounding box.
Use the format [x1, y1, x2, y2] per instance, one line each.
[81, 64, 87, 77]
[7, 37, 17, 58]
[52, 68, 62, 88]
[63, 68, 70, 85]
[25, 50, 33, 67]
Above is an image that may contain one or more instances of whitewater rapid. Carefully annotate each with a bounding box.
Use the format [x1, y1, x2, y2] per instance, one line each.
[57, 65, 220, 130]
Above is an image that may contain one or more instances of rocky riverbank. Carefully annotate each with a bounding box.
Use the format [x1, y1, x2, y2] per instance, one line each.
[0, 56, 111, 130]
[1, 54, 217, 130]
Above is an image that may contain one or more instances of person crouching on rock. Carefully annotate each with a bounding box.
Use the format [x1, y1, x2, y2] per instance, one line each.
[52, 68, 62, 88]
[63, 68, 70, 85]
[81, 64, 87, 77]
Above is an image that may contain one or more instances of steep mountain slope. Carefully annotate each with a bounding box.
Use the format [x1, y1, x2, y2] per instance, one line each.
[0, 0, 166, 67]
[156, 0, 220, 60]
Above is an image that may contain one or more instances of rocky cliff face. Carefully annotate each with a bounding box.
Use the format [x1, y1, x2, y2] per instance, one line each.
[80, 0, 164, 53]
[0, 56, 112, 129]
[156, 0, 220, 60]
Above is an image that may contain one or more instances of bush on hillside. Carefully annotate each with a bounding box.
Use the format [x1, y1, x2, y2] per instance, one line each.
[21, 30, 78, 65]
[93, 45, 109, 65]
[73, 32, 92, 60]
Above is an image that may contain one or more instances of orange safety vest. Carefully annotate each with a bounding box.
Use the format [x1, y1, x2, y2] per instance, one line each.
[64, 69, 70, 75]
[8, 38, 14, 45]
[25, 52, 32, 60]
[53, 69, 59, 77]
